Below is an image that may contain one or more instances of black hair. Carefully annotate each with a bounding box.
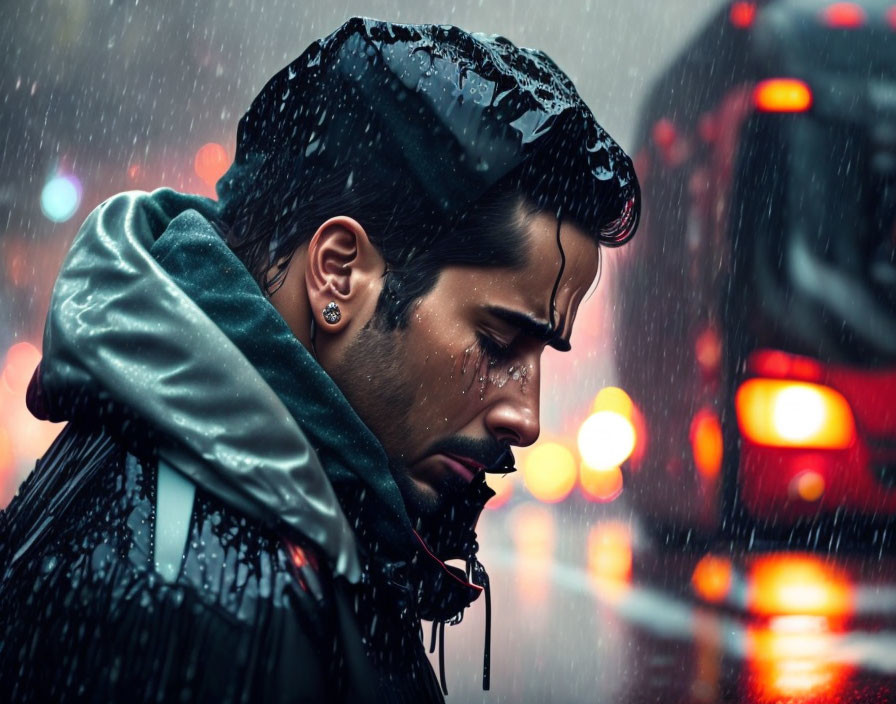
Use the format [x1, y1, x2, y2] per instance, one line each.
[222, 130, 638, 330]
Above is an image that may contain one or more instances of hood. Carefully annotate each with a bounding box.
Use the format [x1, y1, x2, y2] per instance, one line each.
[29, 188, 362, 581]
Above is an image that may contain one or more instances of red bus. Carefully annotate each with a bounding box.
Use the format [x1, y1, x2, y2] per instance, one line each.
[615, 0, 896, 545]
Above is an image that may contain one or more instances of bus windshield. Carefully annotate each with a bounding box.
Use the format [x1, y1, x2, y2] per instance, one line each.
[732, 112, 896, 367]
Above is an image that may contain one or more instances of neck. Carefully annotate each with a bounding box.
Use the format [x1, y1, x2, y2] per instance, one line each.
[267, 253, 313, 350]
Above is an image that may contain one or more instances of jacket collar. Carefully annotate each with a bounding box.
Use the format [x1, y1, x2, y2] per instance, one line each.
[148, 198, 491, 619]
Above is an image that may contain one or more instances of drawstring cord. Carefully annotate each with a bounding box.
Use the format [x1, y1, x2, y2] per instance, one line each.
[426, 555, 491, 696]
[428, 619, 449, 695]
[470, 556, 492, 690]
[438, 619, 448, 694]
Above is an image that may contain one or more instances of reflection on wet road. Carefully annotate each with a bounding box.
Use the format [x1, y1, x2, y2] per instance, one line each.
[433, 502, 896, 703]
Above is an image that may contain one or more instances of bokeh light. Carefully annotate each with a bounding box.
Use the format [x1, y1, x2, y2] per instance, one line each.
[748, 554, 853, 618]
[484, 471, 514, 510]
[194, 142, 230, 186]
[773, 386, 826, 442]
[0, 342, 65, 507]
[579, 463, 624, 503]
[510, 502, 555, 604]
[578, 410, 636, 470]
[748, 615, 849, 702]
[587, 521, 633, 598]
[590, 386, 635, 417]
[2, 341, 41, 394]
[729, 1, 757, 28]
[691, 554, 733, 604]
[40, 174, 82, 223]
[690, 408, 723, 479]
[521, 441, 577, 503]
[790, 470, 826, 502]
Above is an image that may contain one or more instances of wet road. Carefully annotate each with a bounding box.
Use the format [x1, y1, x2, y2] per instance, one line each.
[432, 501, 896, 703]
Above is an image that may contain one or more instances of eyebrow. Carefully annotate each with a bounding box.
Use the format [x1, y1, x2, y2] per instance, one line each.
[482, 305, 572, 352]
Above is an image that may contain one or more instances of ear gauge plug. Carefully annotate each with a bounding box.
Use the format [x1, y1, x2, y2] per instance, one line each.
[322, 302, 342, 324]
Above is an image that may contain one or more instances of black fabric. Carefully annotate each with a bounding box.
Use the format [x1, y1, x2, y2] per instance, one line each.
[0, 423, 446, 702]
[0, 206, 488, 702]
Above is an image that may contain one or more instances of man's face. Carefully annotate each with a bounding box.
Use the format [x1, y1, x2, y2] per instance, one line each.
[332, 212, 600, 521]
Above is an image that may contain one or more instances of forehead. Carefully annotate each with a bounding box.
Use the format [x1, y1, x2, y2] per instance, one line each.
[439, 211, 600, 338]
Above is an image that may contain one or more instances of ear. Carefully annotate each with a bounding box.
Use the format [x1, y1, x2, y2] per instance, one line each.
[305, 216, 384, 334]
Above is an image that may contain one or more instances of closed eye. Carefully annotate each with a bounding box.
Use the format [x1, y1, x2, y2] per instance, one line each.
[476, 333, 514, 365]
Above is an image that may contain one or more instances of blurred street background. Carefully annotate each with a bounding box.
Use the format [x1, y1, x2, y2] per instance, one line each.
[3, 1, 896, 702]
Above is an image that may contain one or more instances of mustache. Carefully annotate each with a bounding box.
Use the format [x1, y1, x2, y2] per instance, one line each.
[423, 436, 516, 474]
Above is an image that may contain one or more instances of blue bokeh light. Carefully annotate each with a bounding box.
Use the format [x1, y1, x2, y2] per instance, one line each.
[40, 175, 81, 223]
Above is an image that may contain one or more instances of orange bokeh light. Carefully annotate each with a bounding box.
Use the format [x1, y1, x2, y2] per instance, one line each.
[691, 554, 733, 604]
[748, 615, 850, 702]
[194, 142, 230, 187]
[587, 521, 633, 587]
[690, 408, 723, 479]
[791, 470, 826, 502]
[0, 426, 13, 474]
[522, 441, 577, 503]
[0, 341, 65, 507]
[590, 386, 635, 417]
[511, 502, 555, 604]
[485, 472, 514, 510]
[753, 79, 813, 113]
[579, 464, 624, 503]
[695, 327, 722, 374]
[2, 341, 41, 395]
[748, 554, 853, 618]
[736, 378, 856, 449]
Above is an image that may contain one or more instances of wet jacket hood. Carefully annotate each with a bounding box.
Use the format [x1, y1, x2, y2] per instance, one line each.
[28, 189, 384, 580]
[217, 16, 639, 244]
[29, 189, 492, 619]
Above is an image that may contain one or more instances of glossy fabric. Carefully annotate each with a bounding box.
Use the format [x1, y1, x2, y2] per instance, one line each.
[0, 423, 443, 703]
[29, 189, 361, 582]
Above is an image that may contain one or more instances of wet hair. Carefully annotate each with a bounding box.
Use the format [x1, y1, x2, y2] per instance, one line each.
[222, 136, 638, 330]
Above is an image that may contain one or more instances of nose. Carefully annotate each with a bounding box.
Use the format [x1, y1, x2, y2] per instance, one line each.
[483, 366, 541, 447]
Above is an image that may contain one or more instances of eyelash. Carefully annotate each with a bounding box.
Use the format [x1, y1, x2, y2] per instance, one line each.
[476, 333, 514, 365]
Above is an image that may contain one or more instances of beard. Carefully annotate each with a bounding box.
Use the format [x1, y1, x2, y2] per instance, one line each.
[330, 319, 440, 521]
[331, 319, 497, 540]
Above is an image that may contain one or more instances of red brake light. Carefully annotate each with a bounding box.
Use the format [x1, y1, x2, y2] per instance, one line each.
[820, 2, 866, 28]
[749, 349, 823, 381]
[888, 6, 896, 29]
[754, 79, 813, 113]
[730, 1, 757, 28]
[735, 378, 856, 449]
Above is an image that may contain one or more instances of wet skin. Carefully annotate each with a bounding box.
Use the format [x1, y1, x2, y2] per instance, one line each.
[337, 214, 600, 517]
[271, 211, 600, 519]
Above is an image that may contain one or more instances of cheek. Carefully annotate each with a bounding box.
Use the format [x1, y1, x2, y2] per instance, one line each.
[454, 344, 536, 401]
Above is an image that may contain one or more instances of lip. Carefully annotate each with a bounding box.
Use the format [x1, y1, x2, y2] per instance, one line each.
[443, 453, 487, 480]
[435, 454, 485, 483]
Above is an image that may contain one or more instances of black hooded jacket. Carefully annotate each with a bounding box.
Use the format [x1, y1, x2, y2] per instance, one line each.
[0, 189, 491, 703]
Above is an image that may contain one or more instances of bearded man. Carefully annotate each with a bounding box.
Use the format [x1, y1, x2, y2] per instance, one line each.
[0, 17, 638, 703]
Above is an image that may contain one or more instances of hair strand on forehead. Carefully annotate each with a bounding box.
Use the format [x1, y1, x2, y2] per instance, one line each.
[548, 207, 567, 333]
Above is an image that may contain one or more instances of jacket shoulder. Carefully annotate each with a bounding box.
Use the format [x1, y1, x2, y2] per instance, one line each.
[0, 423, 342, 703]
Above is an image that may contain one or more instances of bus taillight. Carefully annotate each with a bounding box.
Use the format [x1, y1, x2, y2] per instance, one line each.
[736, 379, 856, 449]
[820, 2, 866, 28]
[730, 1, 757, 28]
[754, 79, 813, 113]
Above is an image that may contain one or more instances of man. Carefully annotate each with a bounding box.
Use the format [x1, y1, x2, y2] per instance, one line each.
[0, 17, 638, 703]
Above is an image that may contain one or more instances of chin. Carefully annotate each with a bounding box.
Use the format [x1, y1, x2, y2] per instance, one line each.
[402, 479, 445, 521]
